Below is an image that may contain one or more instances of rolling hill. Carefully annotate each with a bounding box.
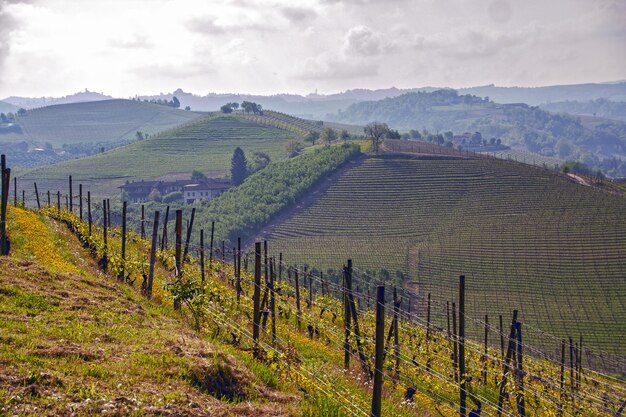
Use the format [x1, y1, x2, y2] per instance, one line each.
[17, 111, 319, 196]
[0, 99, 202, 145]
[0, 100, 17, 113]
[266, 141, 626, 368]
[327, 89, 626, 177]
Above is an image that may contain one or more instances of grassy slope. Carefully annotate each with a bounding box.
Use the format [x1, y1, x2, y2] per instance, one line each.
[0, 206, 300, 416]
[17, 112, 303, 196]
[0, 99, 201, 145]
[268, 151, 626, 362]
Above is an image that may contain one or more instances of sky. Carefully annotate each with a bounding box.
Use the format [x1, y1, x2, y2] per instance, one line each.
[0, 0, 625, 98]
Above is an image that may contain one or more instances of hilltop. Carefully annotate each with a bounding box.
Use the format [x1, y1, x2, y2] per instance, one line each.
[17, 110, 320, 196]
[327, 89, 626, 177]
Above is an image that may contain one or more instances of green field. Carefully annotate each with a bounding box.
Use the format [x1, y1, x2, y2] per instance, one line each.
[17, 112, 309, 196]
[268, 154, 626, 367]
[1, 99, 201, 145]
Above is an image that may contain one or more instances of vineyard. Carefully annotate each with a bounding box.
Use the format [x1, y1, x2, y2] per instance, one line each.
[17, 111, 315, 196]
[1, 197, 624, 416]
[267, 153, 626, 369]
[1, 99, 201, 145]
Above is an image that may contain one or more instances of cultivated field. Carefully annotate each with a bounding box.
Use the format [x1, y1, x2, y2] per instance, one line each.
[268, 154, 626, 367]
[2, 99, 201, 145]
[18, 112, 306, 196]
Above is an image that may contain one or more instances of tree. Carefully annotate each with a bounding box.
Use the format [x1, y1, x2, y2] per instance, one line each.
[17, 108, 26, 116]
[185, 106, 191, 111]
[191, 170, 207, 181]
[148, 188, 162, 202]
[340, 130, 350, 142]
[285, 140, 303, 157]
[220, 104, 233, 113]
[409, 129, 422, 140]
[364, 122, 388, 155]
[171, 96, 180, 108]
[385, 128, 401, 139]
[231, 147, 248, 186]
[135, 131, 144, 141]
[241, 101, 262, 114]
[321, 127, 337, 146]
[248, 151, 271, 173]
[444, 131, 453, 141]
[304, 131, 320, 146]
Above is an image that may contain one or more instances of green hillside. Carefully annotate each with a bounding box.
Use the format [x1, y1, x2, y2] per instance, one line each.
[0, 99, 201, 145]
[18, 111, 313, 196]
[328, 89, 626, 177]
[268, 148, 626, 365]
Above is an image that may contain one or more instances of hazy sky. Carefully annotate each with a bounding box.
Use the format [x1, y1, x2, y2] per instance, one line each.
[0, 0, 625, 97]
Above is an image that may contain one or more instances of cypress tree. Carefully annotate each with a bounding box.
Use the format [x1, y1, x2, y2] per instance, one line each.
[231, 147, 248, 186]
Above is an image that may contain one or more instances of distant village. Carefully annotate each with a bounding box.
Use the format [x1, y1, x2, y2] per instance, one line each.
[120, 177, 231, 205]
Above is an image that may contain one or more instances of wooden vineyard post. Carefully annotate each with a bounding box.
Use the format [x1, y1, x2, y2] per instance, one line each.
[559, 340, 565, 417]
[371, 285, 385, 417]
[174, 209, 182, 311]
[345, 260, 370, 377]
[447, 301, 451, 339]
[295, 268, 302, 330]
[320, 272, 325, 296]
[34, 182, 41, 209]
[13, 177, 17, 207]
[141, 204, 145, 239]
[253, 242, 262, 359]
[22, 190, 25, 208]
[87, 191, 92, 236]
[65, 194, 68, 210]
[183, 207, 195, 263]
[208, 220, 214, 268]
[119, 201, 127, 281]
[105, 199, 110, 227]
[101, 200, 108, 272]
[161, 205, 169, 250]
[426, 292, 432, 372]
[236, 237, 241, 302]
[221, 240, 225, 263]
[308, 272, 313, 309]
[577, 336, 583, 391]
[270, 258, 276, 344]
[79, 184, 83, 220]
[452, 301, 458, 383]
[47, 190, 50, 207]
[147, 210, 160, 298]
[278, 252, 282, 282]
[343, 263, 351, 370]
[56, 191, 60, 213]
[69, 175, 73, 213]
[483, 315, 489, 384]
[459, 275, 466, 417]
[569, 337, 574, 396]
[0, 155, 10, 256]
[200, 230, 205, 284]
[393, 286, 400, 379]
[497, 310, 519, 417]
[499, 314, 505, 358]
[515, 321, 526, 417]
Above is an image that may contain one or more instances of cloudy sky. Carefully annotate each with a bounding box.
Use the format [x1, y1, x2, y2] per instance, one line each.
[0, 0, 624, 97]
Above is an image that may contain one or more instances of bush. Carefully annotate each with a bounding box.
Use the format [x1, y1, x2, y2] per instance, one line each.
[162, 191, 183, 203]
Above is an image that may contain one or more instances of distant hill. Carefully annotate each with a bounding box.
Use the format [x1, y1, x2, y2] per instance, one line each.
[327, 89, 626, 177]
[17, 111, 318, 196]
[0, 100, 17, 113]
[2, 89, 113, 109]
[0, 99, 201, 145]
[540, 98, 626, 122]
[459, 81, 626, 106]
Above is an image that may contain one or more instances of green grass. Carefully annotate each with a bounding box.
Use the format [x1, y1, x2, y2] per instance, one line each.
[1, 99, 201, 145]
[268, 155, 626, 365]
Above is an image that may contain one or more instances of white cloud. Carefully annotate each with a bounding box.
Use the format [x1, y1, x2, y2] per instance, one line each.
[0, 0, 624, 97]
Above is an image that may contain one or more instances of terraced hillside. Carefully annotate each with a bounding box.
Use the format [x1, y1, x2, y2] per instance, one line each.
[18, 112, 308, 196]
[1, 99, 201, 145]
[268, 154, 626, 365]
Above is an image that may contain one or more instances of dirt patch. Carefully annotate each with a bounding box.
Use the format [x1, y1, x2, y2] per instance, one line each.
[35, 343, 102, 362]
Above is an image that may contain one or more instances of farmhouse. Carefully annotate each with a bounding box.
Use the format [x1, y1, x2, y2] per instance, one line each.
[120, 178, 231, 204]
